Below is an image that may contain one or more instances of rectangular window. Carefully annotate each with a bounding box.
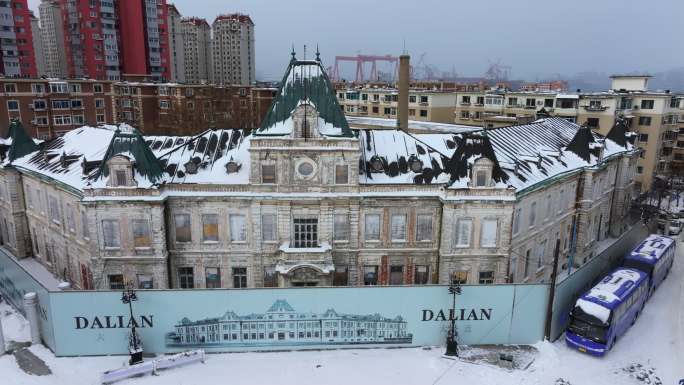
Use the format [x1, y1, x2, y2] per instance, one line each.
[537, 240, 547, 269]
[233, 267, 247, 288]
[475, 170, 487, 187]
[389, 265, 404, 285]
[333, 214, 349, 242]
[95, 99, 105, 108]
[414, 265, 429, 285]
[132, 219, 151, 248]
[364, 214, 380, 241]
[586, 118, 599, 128]
[335, 165, 348, 184]
[263, 266, 277, 287]
[159, 100, 169, 109]
[102, 219, 120, 248]
[202, 214, 219, 242]
[419, 110, 428, 117]
[454, 219, 472, 247]
[137, 275, 153, 289]
[66, 205, 75, 232]
[174, 214, 191, 243]
[513, 207, 521, 234]
[292, 217, 317, 248]
[81, 211, 89, 239]
[478, 271, 494, 284]
[70, 99, 83, 109]
[3, 83, 16, 93]
[7, 100, 18, 111]
[529, 202, 537, 226]
[261, 164, 276, 183]
[524, 249, 532, 277]
[108, 274, 124, 290]
[205, 267, 221, 288]
[416, 214, 433, 241]
[363, 265, 378, 285]
[480, 219, 497, 247]
[638, 116, 651, 126]
[640, 99, 654, 109]
[390, 214, 407, 241]
[229, 214, 247, 242]
[333, 266, 348, 286]
[451, 271, 468, 285]
[114, 170, 127, 186]
[178, 267, 194, 289]
[261, 214, 276, 242]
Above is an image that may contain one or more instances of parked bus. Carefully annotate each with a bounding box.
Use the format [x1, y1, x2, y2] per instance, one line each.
[565, 268, 649, 356]
[623, 234, 676, 295]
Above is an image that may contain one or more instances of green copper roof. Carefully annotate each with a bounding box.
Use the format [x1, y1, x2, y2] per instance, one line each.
[256, 56, 354, 137]
[94, 127, 165, 184]
[7, 120, 39, 163]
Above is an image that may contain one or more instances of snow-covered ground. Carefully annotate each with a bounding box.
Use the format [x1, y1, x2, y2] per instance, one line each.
[2, 239, 683, 385]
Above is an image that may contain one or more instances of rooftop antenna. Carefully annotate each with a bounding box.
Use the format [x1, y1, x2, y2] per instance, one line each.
[303, 44, 307, 60]
[290, 44, 296, 61]
[315, 44, 321, 62]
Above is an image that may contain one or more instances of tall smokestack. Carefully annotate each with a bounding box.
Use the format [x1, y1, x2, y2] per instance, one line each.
[398, 54, 410, 131]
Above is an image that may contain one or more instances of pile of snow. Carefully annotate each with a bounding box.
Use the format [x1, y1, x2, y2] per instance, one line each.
[622, 363, 663, 385]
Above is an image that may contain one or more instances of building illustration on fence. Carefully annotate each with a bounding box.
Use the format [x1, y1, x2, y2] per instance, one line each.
[166, 299, 413, 348]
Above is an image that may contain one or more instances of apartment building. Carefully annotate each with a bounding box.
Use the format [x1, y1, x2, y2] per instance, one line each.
[38, 0, 67, 78]
[0, 54, 637, 290]
[337, 88, 457, 124]
[167, 4, 185, 83]
[113, 81, 275, 135]
[0, 78, 116, 138]
[449, 76, 680, 192]
[118, 0, 171, 80]
[0, 0, 37, 77]
[29, 12, 44, 76]
[211, 14, 255, 85]
[181, 17, 212, 84]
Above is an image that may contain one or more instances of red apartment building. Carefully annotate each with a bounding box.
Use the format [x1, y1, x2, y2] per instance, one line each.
[0, 0, 37, 77]
[118, 0, 170, 80]
[56, 0, 170, 81]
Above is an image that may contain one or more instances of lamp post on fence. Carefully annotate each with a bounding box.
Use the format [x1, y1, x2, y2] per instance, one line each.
[121, 285, 143, 366]
[445, 282, 462, 357]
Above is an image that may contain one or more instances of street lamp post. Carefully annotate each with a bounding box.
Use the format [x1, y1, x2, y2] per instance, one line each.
[445, 282, 462, 357]
[121, 285, 143, 366]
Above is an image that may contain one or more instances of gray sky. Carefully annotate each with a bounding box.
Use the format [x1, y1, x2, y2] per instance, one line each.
[28, 0, 684, 82]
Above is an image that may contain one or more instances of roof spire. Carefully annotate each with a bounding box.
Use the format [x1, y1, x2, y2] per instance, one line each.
[6, 119, 39, 163]
[303, 44, 307, 60]
[290, 44, 296, 62]
[315, 44, 321, 62]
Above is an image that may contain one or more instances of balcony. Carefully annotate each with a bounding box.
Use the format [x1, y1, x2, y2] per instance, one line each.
[582, 105, 609, 112]
[473, 103, 484, 107]
[524, 105, 536, 109]
[460, 102, 471, 106]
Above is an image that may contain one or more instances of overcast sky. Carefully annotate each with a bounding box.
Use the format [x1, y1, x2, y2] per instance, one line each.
[27, 0, 684, 81]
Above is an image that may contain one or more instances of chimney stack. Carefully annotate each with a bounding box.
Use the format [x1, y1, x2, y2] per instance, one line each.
[398, 54, 410, 131]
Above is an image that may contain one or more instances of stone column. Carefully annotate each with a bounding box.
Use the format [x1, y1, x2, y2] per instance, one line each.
[23, 293, 41, 345]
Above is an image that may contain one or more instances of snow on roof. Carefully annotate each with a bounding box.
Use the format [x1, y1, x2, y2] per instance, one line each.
[628, 234, 675, 262]
[556, 94, 579, 99]
[579, 268, 647, 316]
[346, 116, 479, 134]
[487, 118, 635, 192]
[153, 129, 250, 185]
[10, 125, 118, 192]
[257, 58, 353, 138]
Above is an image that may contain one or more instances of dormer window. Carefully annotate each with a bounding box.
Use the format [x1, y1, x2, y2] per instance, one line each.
[106, 155, 134, 187]
[471, 157, 494, 188]
[114, 170, 127, 186]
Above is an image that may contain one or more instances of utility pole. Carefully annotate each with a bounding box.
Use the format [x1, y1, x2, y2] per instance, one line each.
[544, 239, 561, 340]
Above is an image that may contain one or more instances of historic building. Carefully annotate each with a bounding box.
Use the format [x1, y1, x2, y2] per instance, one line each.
[0, 53, 638, 290]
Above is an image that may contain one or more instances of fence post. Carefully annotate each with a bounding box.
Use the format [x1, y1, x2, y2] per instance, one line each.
[23, 292, 41, 345]
[0, 310, 6, 355]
